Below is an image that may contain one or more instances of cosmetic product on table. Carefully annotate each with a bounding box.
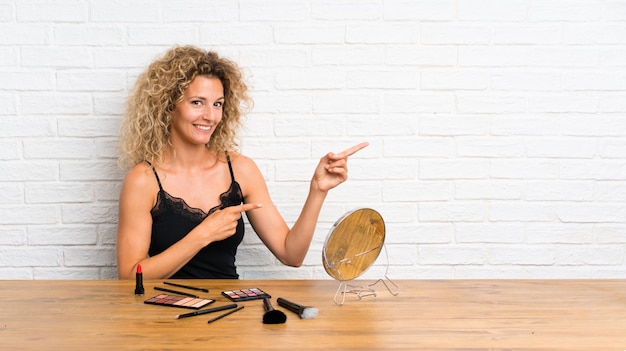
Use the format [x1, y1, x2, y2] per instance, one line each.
[276, 297, 318, 319]
[175, 303, 238, 319]
[207, 306, 244, 324]
[144, 294, 215, 310]
[222, 287, 271, 302]
[164, 281, 209, 293]
[154, 286, 199, 298]
[262, 298, 286, 324]
[134, 264, 144, 296]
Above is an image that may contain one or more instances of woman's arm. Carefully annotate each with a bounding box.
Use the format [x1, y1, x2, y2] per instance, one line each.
[240, 142, 369, 266]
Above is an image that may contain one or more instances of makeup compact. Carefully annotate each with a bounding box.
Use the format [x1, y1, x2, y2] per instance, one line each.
[144, 294, 215, 309]
[222, 288, 271, 302]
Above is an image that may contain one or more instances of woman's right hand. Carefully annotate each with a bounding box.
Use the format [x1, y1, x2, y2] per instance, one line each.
[198, 203, 262, 244]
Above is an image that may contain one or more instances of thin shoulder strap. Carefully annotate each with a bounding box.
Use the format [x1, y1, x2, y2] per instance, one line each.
[225, 152, 235, 182]
[145, 161, 164, 191]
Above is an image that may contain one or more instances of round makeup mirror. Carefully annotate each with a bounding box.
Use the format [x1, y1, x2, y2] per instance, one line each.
[322, 208, 385, 281]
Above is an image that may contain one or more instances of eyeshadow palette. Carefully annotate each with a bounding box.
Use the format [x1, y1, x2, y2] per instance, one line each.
[222, 288, 271, 302]
[144, 294, 215, 310]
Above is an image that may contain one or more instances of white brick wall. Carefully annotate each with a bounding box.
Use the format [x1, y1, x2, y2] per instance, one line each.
[1, 0, 625, 280]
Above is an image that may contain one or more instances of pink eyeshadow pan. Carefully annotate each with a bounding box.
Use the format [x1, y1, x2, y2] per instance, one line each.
[144, 294, 215, 310]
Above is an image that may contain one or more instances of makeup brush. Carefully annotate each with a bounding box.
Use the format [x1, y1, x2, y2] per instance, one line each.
[277, 297, 318, 319]
[262, 298, 286, 324]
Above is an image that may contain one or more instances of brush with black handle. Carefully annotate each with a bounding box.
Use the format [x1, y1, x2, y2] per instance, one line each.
[262, 297, 286, 324]
[277, 297, 318, 319]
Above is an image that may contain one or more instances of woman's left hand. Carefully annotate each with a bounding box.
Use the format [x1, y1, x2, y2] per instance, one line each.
[312, 141, 369, 192]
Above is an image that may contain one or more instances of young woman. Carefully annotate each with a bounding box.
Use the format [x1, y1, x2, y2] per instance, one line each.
[116, 45, 367, 279]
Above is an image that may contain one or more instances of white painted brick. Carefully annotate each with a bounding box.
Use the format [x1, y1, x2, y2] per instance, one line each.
[58, 117, 120, 137]
[251, 92, 312, 113]
[487, 247, 555, 265]
[556, 246, 624, 265]
[0, 3, 13, 21]
[240, 0, 309, 22]
[528, 47, 599, 67]
[61, 203, 117, 224]
[20, 47, 93, 68]
[33, 268, 101, 280]
[386, 222, 453, 244]
[57, 71, 126, 92]
[0, 248, 61, 266]
[457, 94, 527, 114]
[94, 95, 125, 115]
[0, 140, 21, 160]
[600, 94, 626, 113]
[526, 223, 593, 244]
[163, 1, 238, 22]
[275, 68, 345, 90]
[21, 93, 92, 115]
[456, 137, 525, 158]
[565, 24, 626, 44]
[599, 140, 626, 158]
[525, 181, 594, 201]
[421, 70, 489, 90]
[93, 47, 163, 69]
[490, 115, 562, 136]
[601, 47, 626, 67]
[563, 71, 626, 91]
[0, 70, 54, 90]
[313, 1, 381, 20]
[418, 246, 485, 265]
[560, 160, 626, 180]
[17, 1, 86, 22]
[313, 92, 380, 114]
[419, 160, 489, 179]
[128, 26, 199, 46]
[458, 0, 527, 21]
[28, 225, 97, 245]
[528, 94, 598, 113]
[349, 159, 417, 180]
[54, 25, 124, 46]
[526, 138, 597, 158]
[595, 224, 626, 243]
[489, 202, 557, 222]
[529, 0, 602, 21]
[275, 25, 345, 45]
[0, 268, 34, 279]
[459, 46, 527, 67]
[385, 137, 453, 158]
[63, 247, 116, 267]
[0, 161, 58, 181]
[201, 24, 273, 46]
[60, 160, 124, 181]
[0, 117, 56, 138]
[24, 139, 94, 159]
[384, 92, 453, 113]
[0, 227, 26, 245]
[347, 114, 417, 136]
[90, 0, 160, 23]
[420, 114, 489, 136]
[384, 0, 454, 21]
[0, 183, 23, 204]
[421, 24, 491, 45]
[240, 48, 309, 67]
[456, 223, 525, 243]
[0, 24, 49, 45]
[348, 70, 418, 90]
[558, 204, 626, 223]
[455, 180, 523, 200]
[493, 25, 562, 45]
[492, 71, 562, 91]
[95, 181, 122, 202]
[26, 182, 94, 204]
[387, 46, 457, 67]
[419, 202, 487, 222]
[0, 47, 19, 66]
[384, 181, 451, 201]
[347, 24, 418, 44]
[0, 94, 17, 115]
[490, 160, 560, 179]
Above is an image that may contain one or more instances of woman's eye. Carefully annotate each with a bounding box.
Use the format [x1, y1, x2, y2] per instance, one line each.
[214, 101, 223, 108]
[191, 100, 203, 106]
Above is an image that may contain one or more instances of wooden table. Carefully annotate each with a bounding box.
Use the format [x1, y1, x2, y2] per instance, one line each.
[2, 279, 626, 350]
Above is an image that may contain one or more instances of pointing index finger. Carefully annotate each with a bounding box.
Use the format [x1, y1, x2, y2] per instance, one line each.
[335, 142, 369, 158]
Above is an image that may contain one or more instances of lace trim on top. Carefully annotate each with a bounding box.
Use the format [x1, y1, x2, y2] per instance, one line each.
[148, 154, 243, 222]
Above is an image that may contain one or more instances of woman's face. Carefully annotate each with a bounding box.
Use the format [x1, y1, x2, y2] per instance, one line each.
[170, 75, 224, 147]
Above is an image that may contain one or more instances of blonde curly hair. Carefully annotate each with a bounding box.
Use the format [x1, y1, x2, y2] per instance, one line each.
[118, 45, 252, 168]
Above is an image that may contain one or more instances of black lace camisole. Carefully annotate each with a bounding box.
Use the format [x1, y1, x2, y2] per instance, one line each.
[148, 154, 244, 279]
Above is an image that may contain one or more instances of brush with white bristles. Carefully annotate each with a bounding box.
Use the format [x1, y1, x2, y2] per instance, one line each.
[277, 297, 318, 319]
